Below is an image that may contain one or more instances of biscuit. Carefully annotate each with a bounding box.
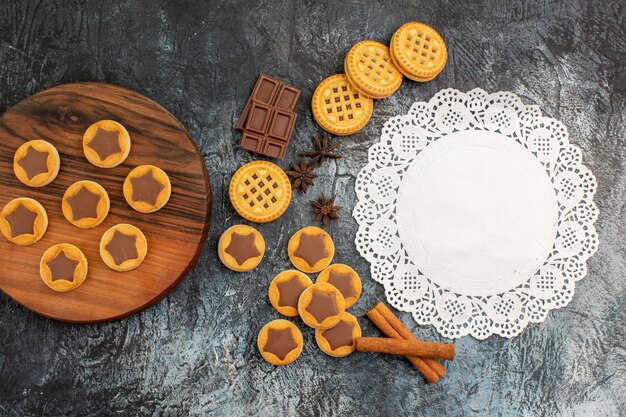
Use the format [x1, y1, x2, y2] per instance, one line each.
[316, 264, 362, 308]
[288, 226, 334, 273]
[315, 312, 362, 357]
[13, 139, 60, 187]
[390, 22, 447, 82]
[123, 165, 171, 213]
[312, 74, 373, 136]
[0, 197, 48, 246]
[99, 224, 148, 272]
[39, 243, 88, 293]
[298, 282, 346, 329]
[257, 319, 304, 365]
[344, 40, 403, 99]
[268, 270, 313, 317]
[61, 180, 110, 229]
[83, 120, 131, 168]
[229, 161, 291, 223]
[218, 224, 265, 272]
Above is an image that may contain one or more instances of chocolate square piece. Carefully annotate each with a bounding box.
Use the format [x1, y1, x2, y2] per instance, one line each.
[240, 131, 265, 153]
[268, 110, 297, 142]
[245, 102, 273, 135]
[235, 100, 251, 130]
[274, 85, 301, 111]
[252, 74, 281, 104]
[262, 138, 287, 159]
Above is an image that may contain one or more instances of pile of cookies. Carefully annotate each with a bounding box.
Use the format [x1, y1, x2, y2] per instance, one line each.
[0, 120, 171, 292]
[312, 21, 447, 136]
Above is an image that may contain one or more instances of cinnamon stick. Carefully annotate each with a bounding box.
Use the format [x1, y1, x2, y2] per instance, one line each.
[367, 308, 440, 383]
[374, 302, 447, 377]
[356, 337, 456, 361]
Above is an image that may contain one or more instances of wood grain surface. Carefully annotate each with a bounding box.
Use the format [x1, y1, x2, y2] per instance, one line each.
[0, 82, 211, 323]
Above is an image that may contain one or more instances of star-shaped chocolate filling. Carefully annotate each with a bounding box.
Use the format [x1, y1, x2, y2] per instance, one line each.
[66, 186, 101, 221]
[305, 290, 338, 323]
[322, 320, 355, 351]
[87, 127, 122, 161]
[277, 276, 307, 308]
[18, 145, 50, 180]
[130, 169, 165, 206]
[327, 271, 356, 299]
[225, 232, 260, 265]
[293, 233, 328, 267]
[105, 230, 138, 265]
[263, 328, 298, 360]
[5, 204, 38, 238]
[47, 251, 79, 282]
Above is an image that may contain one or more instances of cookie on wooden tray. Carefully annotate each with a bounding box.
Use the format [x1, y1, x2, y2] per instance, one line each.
[316, 263, 362, 308]
[312, 74, 373, 136]
[258, 319, 304, 365]
[390, 22, 447, 82]
[123, 165, 171, 213]
[13, 139, 60, 187]
[39, 243, 88, 293]
[315, 312, 361, 357]
[298, 282, 346, 329]
[344, 40, 403, 99]
[218, 224, 265, 272]
[100, 224, 148, 272]
[268, 270, 313, 317]
[62, 180, 110, 229]
[83, 120, 131, 168]
[0, 197, 48, 246]
[288, 226, 334, 273]
[229, 161, 292, 223]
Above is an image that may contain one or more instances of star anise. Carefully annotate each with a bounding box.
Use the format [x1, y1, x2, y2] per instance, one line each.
[311, 193, 342, 226]
[301, 132, 342, 166]
[286, 159, 317, 192]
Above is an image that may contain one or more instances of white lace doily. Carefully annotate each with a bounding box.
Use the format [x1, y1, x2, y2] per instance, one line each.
[354, 88, 599, 339]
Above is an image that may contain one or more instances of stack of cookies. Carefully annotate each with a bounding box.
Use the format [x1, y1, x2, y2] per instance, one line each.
[312, 22, 447, 136]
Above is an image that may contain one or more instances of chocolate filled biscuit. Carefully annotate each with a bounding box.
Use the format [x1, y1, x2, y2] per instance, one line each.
[61, 180, 110, 229]
[288, 226, 335, 273]
[123, 165, 171, 213]
[315, 312, 362, 357]
[268, 270, 313, 317]
[13, 140, 60, 187]
[99, 224, 148, 271]
[83, 120, 131, 168]
[218, 225, 265, 272]
[257, 319, 304, 366]
[298, 282, 346, 329]
[0, 197, 48, 246]
[39, 243, 88, 292]
[316, 264, 362, 308]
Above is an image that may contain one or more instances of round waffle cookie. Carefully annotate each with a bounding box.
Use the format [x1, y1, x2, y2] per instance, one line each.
[229, 161, 292, 223]
[312, 74, 373, 136]
[344, 41, 403, 99]
[390, 22, 447, 81]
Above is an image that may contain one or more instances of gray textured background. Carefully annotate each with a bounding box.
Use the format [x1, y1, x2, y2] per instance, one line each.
[0, 0, 624, 416]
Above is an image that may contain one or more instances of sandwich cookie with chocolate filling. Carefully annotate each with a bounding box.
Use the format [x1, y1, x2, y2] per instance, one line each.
[257, 319, 304, 365]
[288, 226, 334, 273]
[316, 264, 362, 308]
[0, 197, 48, 245]
[218, 225, 265, 272]
[100, 224, 148, 271]
[123, 165, 171, 213]
[39, 243, 88, 292]
[13, 140, 60, 187]
[61, 180, 110, 228]
[298, 282, 346, 329]
[83, 120, 131, 168]
[315, 312, 362, 357]
[268, 270, 313, 317]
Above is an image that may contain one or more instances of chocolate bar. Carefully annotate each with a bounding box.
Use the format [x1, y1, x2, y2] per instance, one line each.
[236, 74, 301, 159]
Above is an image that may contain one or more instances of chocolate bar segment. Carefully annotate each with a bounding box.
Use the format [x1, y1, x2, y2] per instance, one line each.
[236, 74, 301, 159]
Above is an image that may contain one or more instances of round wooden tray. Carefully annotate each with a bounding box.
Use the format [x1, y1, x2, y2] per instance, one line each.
[0, 83, 211, 323]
